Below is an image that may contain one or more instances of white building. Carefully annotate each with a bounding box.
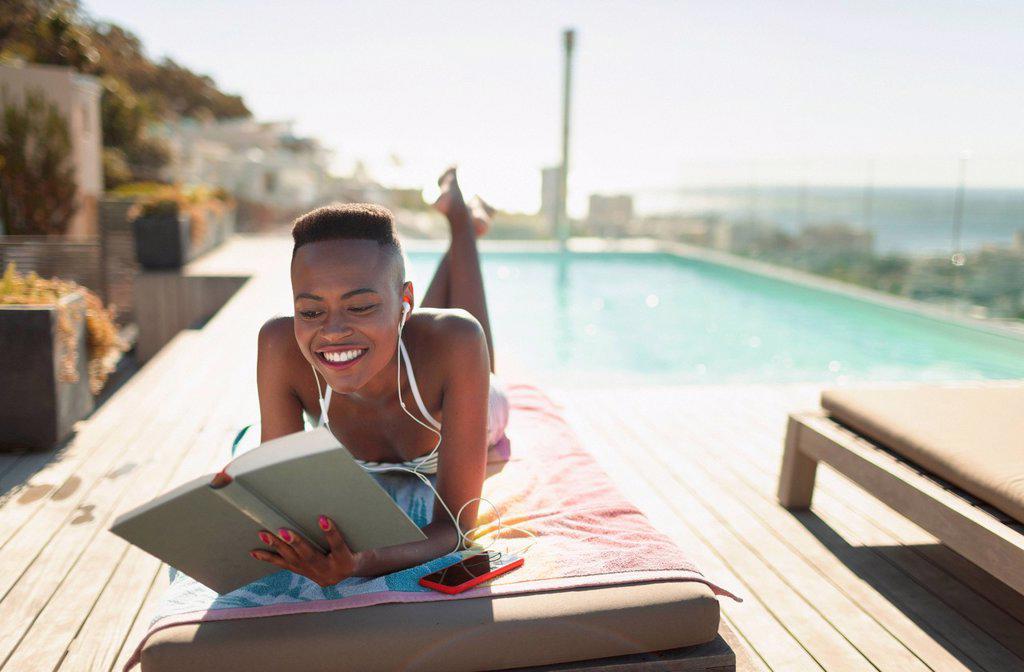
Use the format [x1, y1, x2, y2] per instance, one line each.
[586, 193, 633, 237]
[540, 166, 561, 226]
[0, 62, 103, 236]
[155, 118, 331, 209]
[712, 221, 772, 253]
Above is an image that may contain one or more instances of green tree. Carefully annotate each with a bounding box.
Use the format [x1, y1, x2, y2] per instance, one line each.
[0, 0, 97, 69]
[1, 1, 250, 187]
[0, 87, 77, 234]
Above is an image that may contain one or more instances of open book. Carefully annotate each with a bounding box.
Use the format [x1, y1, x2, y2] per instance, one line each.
[109, 425, 428, 594]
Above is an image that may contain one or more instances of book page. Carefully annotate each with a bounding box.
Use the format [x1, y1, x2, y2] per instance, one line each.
[230, 428, 427, 553]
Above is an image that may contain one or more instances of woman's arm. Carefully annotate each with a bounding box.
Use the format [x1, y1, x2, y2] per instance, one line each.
[353, 311, 491, 575]
[252, 311, 492, 584]
[256, 317, 305, 443]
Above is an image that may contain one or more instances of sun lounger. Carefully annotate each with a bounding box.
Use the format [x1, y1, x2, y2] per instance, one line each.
[139, 581, 731, 671]
[131, 384, 737, 671]
[778, 383, 1024, 595]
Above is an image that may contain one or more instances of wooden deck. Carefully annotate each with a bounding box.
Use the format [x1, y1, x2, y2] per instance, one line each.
[1, 233, 1022, 671]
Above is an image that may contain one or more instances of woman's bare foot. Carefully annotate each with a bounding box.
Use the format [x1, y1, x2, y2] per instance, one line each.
[468, 195, 495, 237]
[432, 166, 463, 216]
[431, 165, 472, 234]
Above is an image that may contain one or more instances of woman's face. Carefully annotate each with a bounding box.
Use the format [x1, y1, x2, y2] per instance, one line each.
[291, 238, 410, 395]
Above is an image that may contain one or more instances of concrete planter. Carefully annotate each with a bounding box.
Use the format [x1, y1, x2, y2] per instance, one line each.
[0, 291, 94, 450]
[132, 204, 235, 269]
[133, 209, 192, 269]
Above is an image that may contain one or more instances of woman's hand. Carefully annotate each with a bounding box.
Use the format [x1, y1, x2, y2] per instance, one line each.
[250, 515, 364, 588]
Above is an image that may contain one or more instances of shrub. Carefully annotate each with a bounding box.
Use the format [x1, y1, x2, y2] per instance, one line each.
[109, 181, 233, 247]
[0, 88, 78, 235]
[0, 261, 128, 394]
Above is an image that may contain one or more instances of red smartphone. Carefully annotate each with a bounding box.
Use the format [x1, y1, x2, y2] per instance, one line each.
[419, 552, 524, 595]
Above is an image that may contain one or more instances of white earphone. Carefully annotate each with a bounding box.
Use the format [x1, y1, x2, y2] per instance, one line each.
[313, 293, 537, 560]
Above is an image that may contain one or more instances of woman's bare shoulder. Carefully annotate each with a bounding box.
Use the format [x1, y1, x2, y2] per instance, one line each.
[257, 316, 306, 387]
[406, 308, 487, 372]
[407, 308, 485, 347]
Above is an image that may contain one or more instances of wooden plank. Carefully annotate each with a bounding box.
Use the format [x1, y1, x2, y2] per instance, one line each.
[562, 403, 824, 672]
[0, 333, 204, 610]
[4, 333, 257, 671]
[59, 391, 255, 671]
[776, 434, 1024, 626]
[717, 386, 1024, 637]
[60, 273, 268, 671]
[644, 388, 1024, 671]
[914, 545, 1024, 625]
[0, 403, 219, 669]
[3, 395, 251, 670]
[624, 391, 996, 672]
[561, 403, 802, 672]
[795, 412, 1024, 595]
[2, 242, 274, 669]
[0, 331, 201, 550]
[0, 336, 248, 669]
[0, 451, 52, 508]
[581, 400, 924, 672]
[718, 614, 770, 672]
[110, 568, 169, 672]
[57, 547, 161, 672]
[688, 387, 1024, 630]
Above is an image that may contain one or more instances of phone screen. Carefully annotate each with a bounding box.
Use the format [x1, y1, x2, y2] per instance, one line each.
[421, 553, 498, 587]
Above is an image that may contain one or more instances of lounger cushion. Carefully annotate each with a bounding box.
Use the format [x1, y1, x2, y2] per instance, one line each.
[822, 384, 1024, 524]
[140, 580, 720, 672]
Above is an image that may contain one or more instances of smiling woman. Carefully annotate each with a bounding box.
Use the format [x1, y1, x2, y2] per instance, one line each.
[252, 167, 511, 587]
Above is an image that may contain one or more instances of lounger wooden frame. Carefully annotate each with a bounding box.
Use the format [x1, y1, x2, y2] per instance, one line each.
[778, 411, 1024, 596]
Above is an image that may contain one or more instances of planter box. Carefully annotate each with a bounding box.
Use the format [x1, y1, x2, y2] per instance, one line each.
[132, 204, 235, 270]
[133, 210, 192, 269]
[0, 292, 94, 451]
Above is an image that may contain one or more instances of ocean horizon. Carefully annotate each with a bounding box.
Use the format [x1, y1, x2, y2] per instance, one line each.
[635, 185, 1024, 255]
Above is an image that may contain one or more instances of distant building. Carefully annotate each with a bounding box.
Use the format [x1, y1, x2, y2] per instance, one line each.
[635, 214, 713, 246]
[0, 62, 103, 236]
[587, 194, 633, 237]
[540, 166, 561, 226]
[795, 222, 874, 254]
[155, 118, 331, 210]
[712, 221, 774, 254]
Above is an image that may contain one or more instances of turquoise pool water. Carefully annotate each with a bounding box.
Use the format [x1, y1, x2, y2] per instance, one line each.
[406, 251, 1024, 386]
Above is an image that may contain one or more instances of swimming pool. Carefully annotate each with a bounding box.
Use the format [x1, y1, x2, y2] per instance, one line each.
[406, 250, 1024, 386]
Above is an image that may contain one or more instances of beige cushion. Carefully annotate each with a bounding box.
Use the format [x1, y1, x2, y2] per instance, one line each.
[822, 384, 1024, 524]
[141, 580, 719, 672]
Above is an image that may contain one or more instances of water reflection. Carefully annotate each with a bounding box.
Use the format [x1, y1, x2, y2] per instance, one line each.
[554, 251, 571, 367]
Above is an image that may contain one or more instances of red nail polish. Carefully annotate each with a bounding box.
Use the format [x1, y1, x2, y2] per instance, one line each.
[250, 551, 259, 559]
[258, 532, 271, 544]
[318, 515, 330, 531]
[279, 528, 292, 542]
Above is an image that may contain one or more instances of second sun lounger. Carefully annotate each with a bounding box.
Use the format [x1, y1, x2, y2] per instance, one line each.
[778, 383, 1024, 595]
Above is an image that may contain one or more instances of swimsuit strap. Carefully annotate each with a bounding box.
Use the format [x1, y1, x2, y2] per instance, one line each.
[400, 336, 442, 430]
[315, 335, 441, 431]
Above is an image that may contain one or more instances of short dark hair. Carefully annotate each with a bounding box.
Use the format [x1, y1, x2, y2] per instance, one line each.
[291, 203, 402, 258]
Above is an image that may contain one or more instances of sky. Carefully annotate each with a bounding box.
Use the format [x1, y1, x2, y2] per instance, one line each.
[83, 0, 1024, 215]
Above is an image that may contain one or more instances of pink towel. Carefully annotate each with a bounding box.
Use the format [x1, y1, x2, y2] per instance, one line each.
[124, 383, 735, 670]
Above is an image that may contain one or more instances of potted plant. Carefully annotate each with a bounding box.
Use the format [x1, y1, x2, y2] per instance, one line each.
[0, 263, 128, 450]
[109, 182, 235, 269]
